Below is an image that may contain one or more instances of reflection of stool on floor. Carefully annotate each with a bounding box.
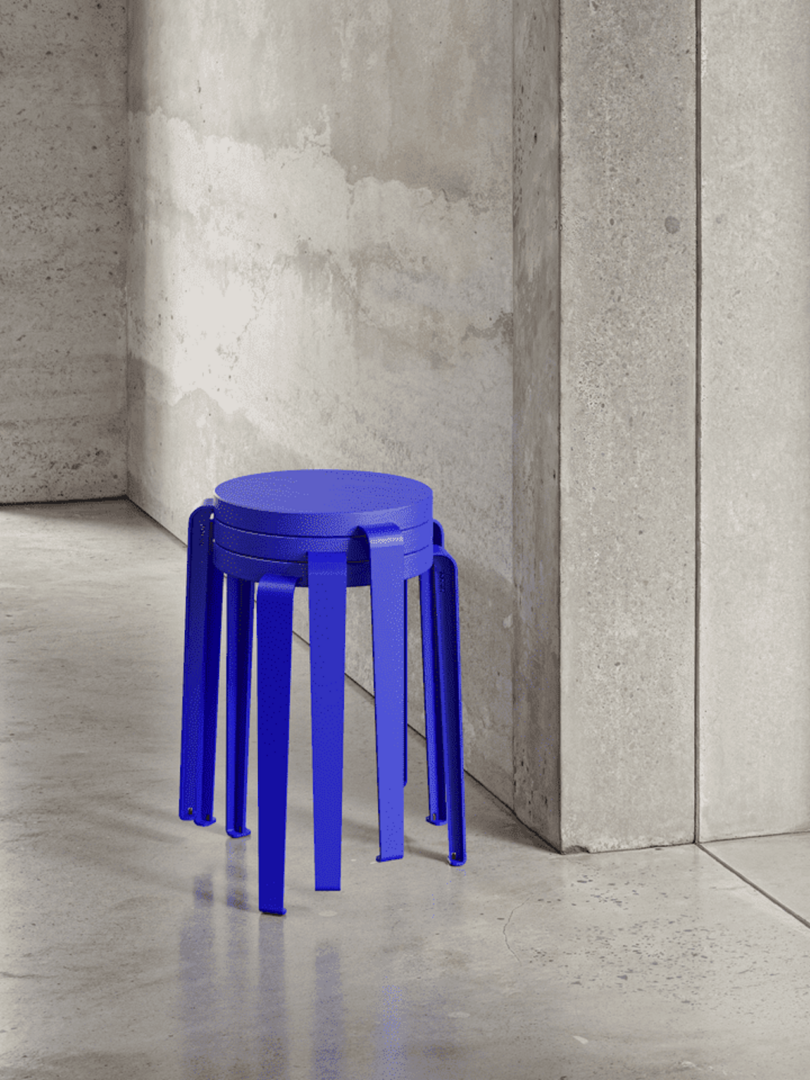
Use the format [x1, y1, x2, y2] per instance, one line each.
[179, 470, 466, 914]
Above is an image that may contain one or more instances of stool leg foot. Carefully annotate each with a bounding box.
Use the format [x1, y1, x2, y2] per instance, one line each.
[308, 551, 347, 892]
[180, 502, 222, 827]
[364, 524, 406, 864]
[256, 572, 298, 916]
[433, 547, 466, 867]
[226, 576, 254, 839]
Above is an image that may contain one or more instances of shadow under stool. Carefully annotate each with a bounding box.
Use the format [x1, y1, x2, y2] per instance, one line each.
[178, 469, 466, 914]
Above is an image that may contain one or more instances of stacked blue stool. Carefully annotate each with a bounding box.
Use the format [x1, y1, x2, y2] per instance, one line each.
[179, 469, 466, 914]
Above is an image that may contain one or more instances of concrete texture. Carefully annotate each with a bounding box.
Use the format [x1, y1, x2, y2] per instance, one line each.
[704, 833, 810, 928]
[4, 0, 807, 863]
[0, 0, 127, 503]
[126, 0, 514, 806]
[558, 1, 697, 850]
[513, 0, 562, 847]
[4, 500, 810, 1079]
[699, 2, 810, 840]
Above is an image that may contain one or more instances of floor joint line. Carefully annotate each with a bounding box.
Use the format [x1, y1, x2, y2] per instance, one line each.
[697, 842, 810, 931]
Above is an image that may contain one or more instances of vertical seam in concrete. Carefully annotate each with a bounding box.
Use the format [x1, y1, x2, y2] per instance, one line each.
[511, 0, 517, 817]
[557, 0, 565, 838]
[694, 0, 703, 845]
[556, 0, 563, 838]
[124, 2, 131, 495]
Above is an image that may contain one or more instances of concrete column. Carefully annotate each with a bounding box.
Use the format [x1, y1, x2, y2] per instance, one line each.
[699, 1, 810, 840]
[514, 1, 697, 851]
[559, 1, 697, 851]
[514, 0, 562, 848]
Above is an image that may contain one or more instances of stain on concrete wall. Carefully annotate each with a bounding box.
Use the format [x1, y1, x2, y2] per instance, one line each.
[0, 0, 127, 502]
[127, 0, 514, 804]
[699, 0, 810, 840]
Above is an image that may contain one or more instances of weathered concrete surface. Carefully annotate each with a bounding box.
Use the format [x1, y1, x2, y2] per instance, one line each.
[558, 1, 697, 850]
[699, 1, 810, 840]
[513, 0, 562, 847]
[0, 0, 127, 502]
[127, 1, 514, 804]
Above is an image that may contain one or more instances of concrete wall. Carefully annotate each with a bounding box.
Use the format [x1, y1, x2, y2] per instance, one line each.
[555, 2, 697, 851]
[699, 1, 810, 840]
[0, 0, 127, 503]
[5, 0, 798, 848]
[127, 1, 515, 804]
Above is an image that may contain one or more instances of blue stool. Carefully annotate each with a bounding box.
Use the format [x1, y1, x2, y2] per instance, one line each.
[179, 469, 466, 914]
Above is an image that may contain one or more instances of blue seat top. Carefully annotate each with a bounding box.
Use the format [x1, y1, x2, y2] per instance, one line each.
[214, 470, 433, 537]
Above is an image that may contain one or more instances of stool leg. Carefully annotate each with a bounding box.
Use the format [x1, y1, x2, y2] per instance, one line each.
[363, 523, 406, 864]
[403, 579, 408, 787]
[420, 554, 446, 826]
[180, 501, 223, 827]
[256, 572, 298, 915]
[226, 576, 254, 839]
[432, 544, 466, 867]
[308, 551, 348, 891]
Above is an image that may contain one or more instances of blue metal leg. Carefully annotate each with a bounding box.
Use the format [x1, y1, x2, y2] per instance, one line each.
[180, 505, 207, 821]
[420, 522, 446, 826]
[256, 573, 299, 916]
[432, 543, 466, 867]
[308, 551, 348, 891]
[180, 501, 223, 827]
[197, 548, 224, 828]
[363, 523, 406, 864]
[226, 576, 254, 839]
[403, 579, 408, 787]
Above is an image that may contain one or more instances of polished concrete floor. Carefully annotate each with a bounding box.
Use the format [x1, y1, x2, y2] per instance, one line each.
[2, 498, 810, 1079]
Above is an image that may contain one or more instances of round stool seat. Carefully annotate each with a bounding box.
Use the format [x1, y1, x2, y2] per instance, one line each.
[213, 519, 434, 563]
[212, 470, 435, 585]
[212, 538, 434, 587]
[214, 470, 433, 535]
